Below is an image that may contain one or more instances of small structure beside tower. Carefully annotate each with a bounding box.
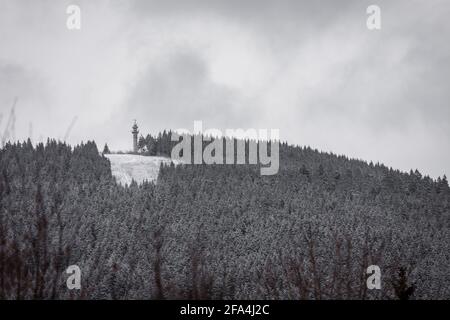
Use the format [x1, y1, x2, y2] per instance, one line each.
[132, 120, 139, 153]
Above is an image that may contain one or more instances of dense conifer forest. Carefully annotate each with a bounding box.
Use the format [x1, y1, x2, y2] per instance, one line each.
[1, 136, 449, 299]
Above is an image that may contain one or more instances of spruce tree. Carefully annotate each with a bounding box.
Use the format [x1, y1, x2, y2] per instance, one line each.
[103, 143, 111, 154]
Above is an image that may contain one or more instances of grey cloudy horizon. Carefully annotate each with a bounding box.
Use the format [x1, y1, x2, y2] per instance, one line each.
[1, 0, 450, 178]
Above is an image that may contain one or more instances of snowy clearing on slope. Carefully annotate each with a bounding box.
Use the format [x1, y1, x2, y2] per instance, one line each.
[105, 154, 180, 186]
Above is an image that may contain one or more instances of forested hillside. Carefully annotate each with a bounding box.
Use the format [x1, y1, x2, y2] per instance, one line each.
[0, 137, 449, 299]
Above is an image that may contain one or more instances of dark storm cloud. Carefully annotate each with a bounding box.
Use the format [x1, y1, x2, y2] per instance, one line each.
[124, 50, 259, 135]
[128, 0, 364, 49]
[130, 0, 358, 25]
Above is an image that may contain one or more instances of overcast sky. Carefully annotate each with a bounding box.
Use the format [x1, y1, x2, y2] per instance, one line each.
[1, 0, 449, 178]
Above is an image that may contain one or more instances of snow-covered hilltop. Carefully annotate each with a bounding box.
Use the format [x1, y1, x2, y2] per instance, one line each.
[105, 154, 179, 186]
